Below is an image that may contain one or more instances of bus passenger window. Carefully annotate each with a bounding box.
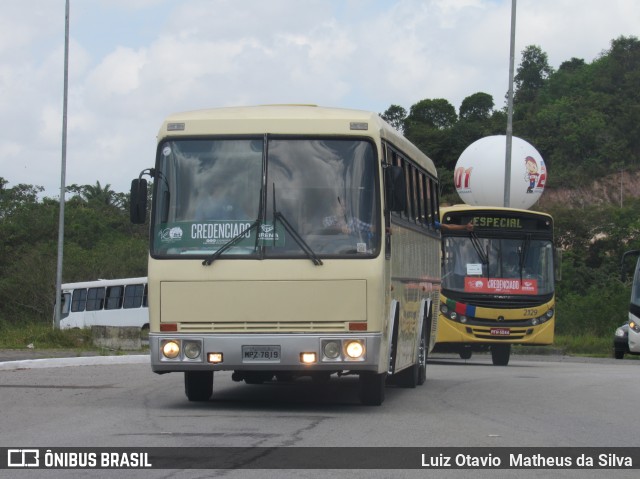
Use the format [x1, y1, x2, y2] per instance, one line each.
[71, 289, 87, 312]
[86, 287, 105, 311]
[106, 286, 124, 310]
[124, 284, 145, 309]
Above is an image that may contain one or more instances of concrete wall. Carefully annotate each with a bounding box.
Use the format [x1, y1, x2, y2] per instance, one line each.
[91, 326, 142, 351]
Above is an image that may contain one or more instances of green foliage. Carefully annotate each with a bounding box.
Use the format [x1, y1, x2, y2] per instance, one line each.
[0, 177, 148, 325]
[380, 104, 407, 132]
[0, 319, 93, 349]
[381, 35, 640, 346]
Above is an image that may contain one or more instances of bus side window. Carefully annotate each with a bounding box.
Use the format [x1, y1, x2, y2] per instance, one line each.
[61, 293, 71, 318]
[86, 287, 105, 311]
[124, 284, 145, 309]
[71, 289, 87, 312]
[106, 286, 124, 310]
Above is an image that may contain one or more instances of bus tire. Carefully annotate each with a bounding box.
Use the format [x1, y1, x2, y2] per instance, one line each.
[459, 348, 472, 360]
[359, 372, 386, 406]
[184, 371, 213, 401]
[416, 316, 428, 386]
[491, 344, 511, 366]
[395, 318, 428, 388]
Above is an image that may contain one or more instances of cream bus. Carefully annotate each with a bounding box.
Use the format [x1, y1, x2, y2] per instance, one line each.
[130, 105, 441, 405]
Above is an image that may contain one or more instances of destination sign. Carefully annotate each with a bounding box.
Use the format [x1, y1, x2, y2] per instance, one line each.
[464, 277, 538, 295]
[471, 217, 523, 229]
[442, 212, 550, 232]
[155, 221, 285, 249]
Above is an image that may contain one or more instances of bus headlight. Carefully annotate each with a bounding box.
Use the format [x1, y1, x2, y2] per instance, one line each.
[183, 341, 202, 360]
[630, 321, 640, 333]
[322, 341, 341, 360]
[546, 309, 554, 319]
[344, 340, 365, 360]
[450, 312, 458, 321]
[161, 340, 180, 359]
[440, 304, 449, 315]
[531, 317, 539, 326]
[459, 315, 467, 324]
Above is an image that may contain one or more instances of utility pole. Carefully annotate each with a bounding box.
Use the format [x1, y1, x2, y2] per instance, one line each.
[504, 0, 517, 208]
[54, 0, 70, 329]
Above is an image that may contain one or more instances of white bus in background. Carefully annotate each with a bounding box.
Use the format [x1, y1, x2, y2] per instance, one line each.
[58, 277, 149, 330]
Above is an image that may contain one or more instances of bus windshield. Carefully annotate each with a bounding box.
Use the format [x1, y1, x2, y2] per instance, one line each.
[442, 236, 554, 296]
[151, 137, 379, 258]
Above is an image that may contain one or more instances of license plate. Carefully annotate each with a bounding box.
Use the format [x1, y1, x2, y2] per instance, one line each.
[490, 328, 511, 336]
[242, 345, 281, 362]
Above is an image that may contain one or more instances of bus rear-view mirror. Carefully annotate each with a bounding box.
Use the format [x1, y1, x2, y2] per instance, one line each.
[130, 178, 148, 224]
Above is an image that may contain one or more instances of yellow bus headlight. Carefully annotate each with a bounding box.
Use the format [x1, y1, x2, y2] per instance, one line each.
[344, 340, 365, 360]
[161, 340, 180, 359]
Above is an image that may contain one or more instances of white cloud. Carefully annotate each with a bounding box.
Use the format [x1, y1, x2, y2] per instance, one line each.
[0, 0, 638, 196]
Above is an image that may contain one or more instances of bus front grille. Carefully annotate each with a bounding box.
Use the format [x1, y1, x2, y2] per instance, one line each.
[470, 327, 529, 340]
[178, 322, 349, 333]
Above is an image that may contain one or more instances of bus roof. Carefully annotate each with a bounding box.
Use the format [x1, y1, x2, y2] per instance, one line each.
[158, 104, 437, 176]
[441, 204, 552, 220]
[61, 277, 147, 290]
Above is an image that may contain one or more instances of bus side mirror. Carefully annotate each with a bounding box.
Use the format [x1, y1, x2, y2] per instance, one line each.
[555, 247, 562, 282]
[384, 165, 406, 213]
[130, 179, 148, 224]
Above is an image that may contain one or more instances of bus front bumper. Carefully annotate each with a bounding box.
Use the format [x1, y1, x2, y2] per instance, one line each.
[149, 332, 383, 373]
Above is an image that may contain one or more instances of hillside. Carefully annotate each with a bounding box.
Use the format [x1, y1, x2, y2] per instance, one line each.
[538, 170, 640, 209]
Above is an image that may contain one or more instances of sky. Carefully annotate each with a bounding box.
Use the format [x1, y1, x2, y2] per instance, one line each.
[1, 0, 638, 197]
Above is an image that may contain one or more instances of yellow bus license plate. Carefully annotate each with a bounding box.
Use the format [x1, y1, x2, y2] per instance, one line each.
[490, 328, 510, 336]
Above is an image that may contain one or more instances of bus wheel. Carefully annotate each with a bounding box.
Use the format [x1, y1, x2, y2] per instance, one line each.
[459, 348, 472, 360]
[184, 371, 213, 401]
[417, 318, 428, 386]
[491, 344, 511, 366]
[395, 320, 427, 388]
[359, 372, 386, 406]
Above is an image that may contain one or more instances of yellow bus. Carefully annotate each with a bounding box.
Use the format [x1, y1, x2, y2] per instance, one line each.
[130, 105, 441, 405]
[434, 205, 556, 365]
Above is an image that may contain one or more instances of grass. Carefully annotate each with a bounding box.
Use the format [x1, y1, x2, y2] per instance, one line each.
[0, 320, 146, 354]
[514, 334, 633, 359]
[0, 320, 93, 350]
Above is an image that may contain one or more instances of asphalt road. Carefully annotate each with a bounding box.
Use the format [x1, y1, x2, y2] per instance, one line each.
[0, 352, 638, 479]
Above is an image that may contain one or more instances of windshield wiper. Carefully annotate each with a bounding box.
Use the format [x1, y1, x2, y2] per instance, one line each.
[469, 232, 489, 276]
[203, 186, 266, 266]
[202, 219, 261, 266]
[518, 234, 531, 280]
[272, 185, 323, 266]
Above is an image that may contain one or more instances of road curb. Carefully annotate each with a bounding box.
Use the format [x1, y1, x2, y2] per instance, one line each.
[0, 354, 149, 370]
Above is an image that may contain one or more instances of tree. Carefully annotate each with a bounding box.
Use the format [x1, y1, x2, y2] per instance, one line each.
[405, 98, 457, 130]
[80, 181, 122, 208]
[513, 45, 554, 118]
[459, 92, 494, 122]
[380, 105, 407, 132]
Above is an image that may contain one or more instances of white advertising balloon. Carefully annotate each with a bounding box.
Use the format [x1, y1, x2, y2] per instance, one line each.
[454, 135, 547, 209]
